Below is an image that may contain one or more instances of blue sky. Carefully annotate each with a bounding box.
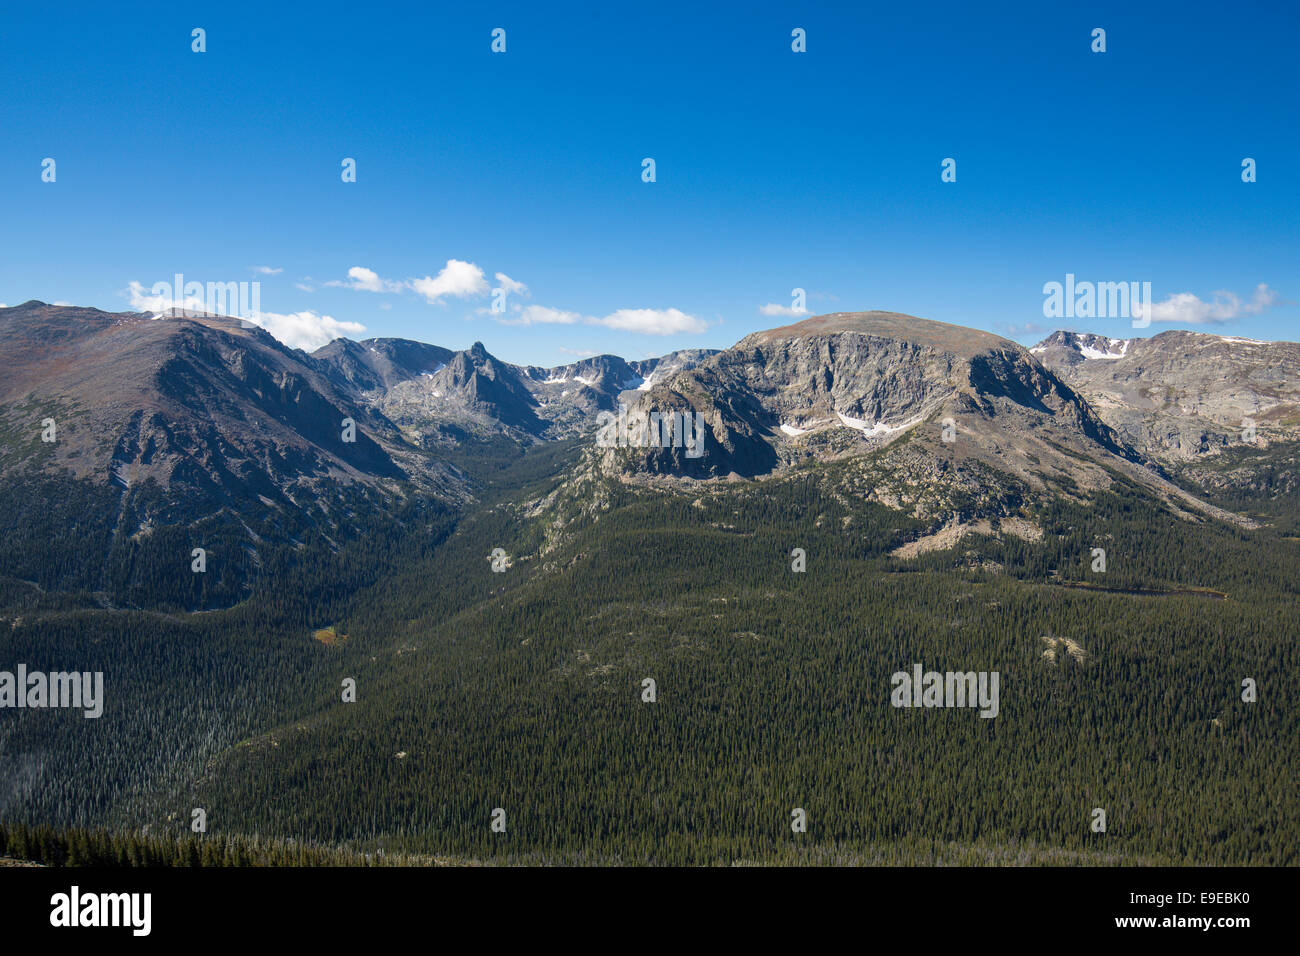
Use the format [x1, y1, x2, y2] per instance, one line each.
[2, 0, 1296, 365]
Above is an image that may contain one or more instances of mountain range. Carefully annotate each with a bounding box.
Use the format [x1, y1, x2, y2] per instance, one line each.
[1, 299, 1296, 606]
[2, 298, 1297, 869]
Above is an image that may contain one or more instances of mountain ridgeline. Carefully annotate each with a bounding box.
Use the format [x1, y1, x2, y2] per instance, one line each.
[0, 301, 717, 608]
[1, 302, 1296, 866]
[2, 301, 1297, 604]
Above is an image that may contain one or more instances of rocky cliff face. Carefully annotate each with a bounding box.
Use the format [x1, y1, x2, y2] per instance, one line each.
[584, 311, 1129, 473]
[1030, 331, 1132, 368]
[1032, 329, 1300, 462]
[360, 343, 718, 444]
[559, 312, 1246, 534]
[313, 337, 455, 392]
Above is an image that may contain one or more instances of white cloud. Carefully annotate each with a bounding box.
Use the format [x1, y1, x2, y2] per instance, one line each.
[492, 303, 707, 335]
[493, 272, 529, 297]
[558, 346, 597, 357]
[596, 308, 707, 335]
[758, 303, 809, 317]
[409, 259, 489, 303]
[328, 266, 404, 293]
[125, 280, 363, 351]
[0, 303, 7, 308]
[325, 260, 507, 305]
[127, 280, 208, 314]
[1135, 283, 1280, 325]
[295, 282, 315, 292]
[501, 305, 583, 326]
[251, 266, 283, 275]
[244, 310, 365, 351]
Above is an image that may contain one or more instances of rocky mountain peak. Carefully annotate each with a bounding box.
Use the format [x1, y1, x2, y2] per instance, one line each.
[1030, 331, 1133, 366]
[743, 310, 1015, 359]
[1032, 327, 1300, 462]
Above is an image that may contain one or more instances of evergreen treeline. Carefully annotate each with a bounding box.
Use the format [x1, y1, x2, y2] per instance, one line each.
[0, 821, 397, 866]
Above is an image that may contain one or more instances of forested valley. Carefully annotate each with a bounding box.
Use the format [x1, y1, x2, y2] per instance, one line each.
[2, 438, 1295, 866]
